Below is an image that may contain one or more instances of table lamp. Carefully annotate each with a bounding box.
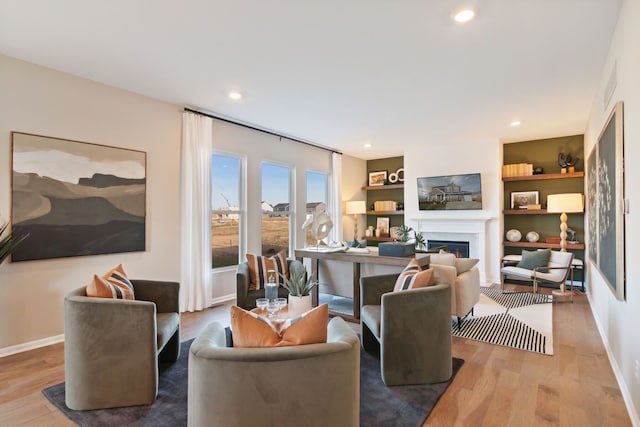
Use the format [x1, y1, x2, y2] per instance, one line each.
[546, 193, 584, 252]
[345, 200, 366, 247]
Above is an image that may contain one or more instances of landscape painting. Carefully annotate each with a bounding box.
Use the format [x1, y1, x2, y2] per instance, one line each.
[11, 132, 146, 261]
[417, 173, 482, 210]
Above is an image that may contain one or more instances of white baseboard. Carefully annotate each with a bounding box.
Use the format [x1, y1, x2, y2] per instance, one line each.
[0, 334, 65, 359]
[586, 292, 640, 426]
[208, 293, 235, 307]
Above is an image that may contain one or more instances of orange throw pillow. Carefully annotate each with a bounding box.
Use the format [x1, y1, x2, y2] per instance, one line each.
[246, 250, 289, 290]
[230, 304, 328, 347]
[86, 264, 135, 300]
[393, 258, 436, 292]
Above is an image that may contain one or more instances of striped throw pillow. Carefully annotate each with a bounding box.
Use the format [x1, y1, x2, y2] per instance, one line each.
[86, 264, 135, 299]
[246, 251, 289, 291]
[393, 258, 436, 292]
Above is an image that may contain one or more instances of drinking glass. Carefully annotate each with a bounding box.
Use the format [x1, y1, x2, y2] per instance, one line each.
[266, 300, 280, 318]
[275, 297, 287, 316]
[256, 298, 268, 313]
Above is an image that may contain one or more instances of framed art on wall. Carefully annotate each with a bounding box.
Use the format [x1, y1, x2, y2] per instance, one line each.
[588, 101, 626, 300]
[417, 173, 482, 210]
[11, 132, 147, 262]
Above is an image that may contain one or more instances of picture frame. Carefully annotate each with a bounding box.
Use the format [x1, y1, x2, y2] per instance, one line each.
[368, 170, 387, 186]
[376, 217, 390, 237]
[417, 173, 482, 210]
[588, 101, 625, 301]
[11, 132, 146, 262]
[510, 191, 539, 209]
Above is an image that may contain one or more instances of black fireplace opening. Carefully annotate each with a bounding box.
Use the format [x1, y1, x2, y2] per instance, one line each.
[428, 240, 469, 258]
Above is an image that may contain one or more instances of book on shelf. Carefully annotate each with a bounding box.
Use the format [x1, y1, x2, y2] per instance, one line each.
[527, 204, 542, 210]
[546, 236, 561, 244]
[373, 200, 397, 211]
[502, 162, 534, 178]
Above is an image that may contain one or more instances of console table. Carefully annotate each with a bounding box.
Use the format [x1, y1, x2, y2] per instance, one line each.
[295, 248, 430, 322]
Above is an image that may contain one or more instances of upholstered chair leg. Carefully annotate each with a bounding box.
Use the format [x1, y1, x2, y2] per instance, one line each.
[159, 330, 180, 362]
[361, 323, 379, 352]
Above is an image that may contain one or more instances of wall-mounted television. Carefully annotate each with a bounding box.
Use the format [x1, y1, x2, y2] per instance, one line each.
[417, 173, 482, 210]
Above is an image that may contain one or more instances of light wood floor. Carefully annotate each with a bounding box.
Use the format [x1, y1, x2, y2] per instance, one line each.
[0, 284, 632, 427]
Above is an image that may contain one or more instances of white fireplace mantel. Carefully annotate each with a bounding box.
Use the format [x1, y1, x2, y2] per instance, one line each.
[411, 216, 497, 284]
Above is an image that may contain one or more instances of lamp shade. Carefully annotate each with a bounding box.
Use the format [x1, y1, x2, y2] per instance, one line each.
[345, 200, 366, 215]
[547, 193, 583, 213]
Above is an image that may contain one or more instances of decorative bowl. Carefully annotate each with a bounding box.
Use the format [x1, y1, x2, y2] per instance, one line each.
[526, 231, 540, 243]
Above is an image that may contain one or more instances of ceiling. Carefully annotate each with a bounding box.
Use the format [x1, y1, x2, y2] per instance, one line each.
[0, 0, 621, 159]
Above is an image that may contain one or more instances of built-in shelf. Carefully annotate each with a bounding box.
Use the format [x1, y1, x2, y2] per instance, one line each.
[366, 236, 394, 242]
[366, 210, 404, 215]
[503, 241, 585, 250]
[503, 209, 585, 215]
[502, 171, 584, 182]
[362, 184, 404, 191]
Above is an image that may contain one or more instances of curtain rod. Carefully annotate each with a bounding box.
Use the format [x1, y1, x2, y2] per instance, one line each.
[184, 107, 342, 155]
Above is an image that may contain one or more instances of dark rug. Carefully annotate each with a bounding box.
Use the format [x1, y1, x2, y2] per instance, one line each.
[43, 339, 463, 427]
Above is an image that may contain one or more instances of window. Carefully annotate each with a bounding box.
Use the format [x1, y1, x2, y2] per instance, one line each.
[305, 171, 329, 245]
[261, 163, 291, 256]
[211, 153, 243, 269]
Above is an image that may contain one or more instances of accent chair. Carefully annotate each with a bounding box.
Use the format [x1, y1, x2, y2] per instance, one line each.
[360, 274, 452, 386]
[64, 280, 180, 410]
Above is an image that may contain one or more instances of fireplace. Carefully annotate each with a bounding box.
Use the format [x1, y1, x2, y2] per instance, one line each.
[428, 240, 469, 258]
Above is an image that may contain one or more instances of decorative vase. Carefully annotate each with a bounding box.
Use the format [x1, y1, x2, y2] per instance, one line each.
[288, 294, 312, 316]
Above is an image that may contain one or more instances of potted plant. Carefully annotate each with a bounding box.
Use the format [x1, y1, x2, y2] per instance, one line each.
[279, 265, 317, 315]
[396, 224, 426, 251]
[0, 222, 28, 266]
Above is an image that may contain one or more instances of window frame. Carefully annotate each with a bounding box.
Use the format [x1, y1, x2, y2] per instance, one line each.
[260, 160, 295, 256]
[211, 151, 246, 271]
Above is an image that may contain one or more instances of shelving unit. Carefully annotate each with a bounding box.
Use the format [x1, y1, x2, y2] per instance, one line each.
[365, 156, 405, 246]
[503, 135, 585, 281]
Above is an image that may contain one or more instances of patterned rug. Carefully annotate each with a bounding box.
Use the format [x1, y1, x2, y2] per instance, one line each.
[452, 287, 554, 355]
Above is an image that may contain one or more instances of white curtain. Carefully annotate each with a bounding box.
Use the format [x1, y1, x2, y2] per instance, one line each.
[331, 152, 343, 243]
[180, 112, 213, 312]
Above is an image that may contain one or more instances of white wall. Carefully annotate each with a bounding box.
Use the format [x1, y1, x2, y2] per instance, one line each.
[403, 140, 502, 284]
[0, 55, 182, 351]
[583, 0, 640, 422]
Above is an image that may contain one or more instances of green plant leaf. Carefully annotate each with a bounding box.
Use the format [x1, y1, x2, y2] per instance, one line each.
[0, 223, 29, 266]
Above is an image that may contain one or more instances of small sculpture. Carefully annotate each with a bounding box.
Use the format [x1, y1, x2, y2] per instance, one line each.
[558, 153, 579, 168]
[526, 231, 540, 243]
[506, 229, 522, 242]
[566, 227, 577, 243]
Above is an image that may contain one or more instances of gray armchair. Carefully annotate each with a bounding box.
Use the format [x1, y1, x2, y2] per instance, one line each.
[360, 274, 452, 386]
[187, 317, 360, 427]
[236, 258, 305, 309]
[64, 280, 180, 410]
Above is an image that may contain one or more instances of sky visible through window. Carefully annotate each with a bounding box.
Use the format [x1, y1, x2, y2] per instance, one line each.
[211, 156, 327, 209]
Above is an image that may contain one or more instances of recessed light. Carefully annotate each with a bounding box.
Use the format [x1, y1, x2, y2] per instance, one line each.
[364, 143, 372, 148]
[228, 91, 243, 100]
[452, 8, 475, 23]
[510, 120, 522, 127]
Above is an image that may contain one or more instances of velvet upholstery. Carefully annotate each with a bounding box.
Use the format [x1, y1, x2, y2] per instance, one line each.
[236, 258, 305, 309]
[360, 273, 452, 386]
[187, 317, 360, 427]
[64, 280, 180, 410]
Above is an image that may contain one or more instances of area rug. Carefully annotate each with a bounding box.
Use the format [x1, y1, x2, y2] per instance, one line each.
[452, 287, 554, 355]
[43, 339, 463, 427]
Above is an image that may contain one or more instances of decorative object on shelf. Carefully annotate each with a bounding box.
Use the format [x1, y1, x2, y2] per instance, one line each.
[510, 191, 539, 209]
[397, 201, 404, 210]
[345, 200, 366, 246]
[566, 227, 578, 244]
[388, 167, 405, 183]
[417, 173, 482, 210]
[502, 163, 533, 177]
[525, 231, 540, 243]
[368, 170, 387, 186]
[587, 101, 625, 301]
[0, 221, 28, 267]
[526, 204, 542, 210]
[547, 193, 584, 252]
[506, 229, 522, 242]
[11, 132, 147, 262]
[558, 152, 579, 173]
[378, 241, 415, 257]
[533, 166, 544, 175]
[376, 217, 390, 237]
